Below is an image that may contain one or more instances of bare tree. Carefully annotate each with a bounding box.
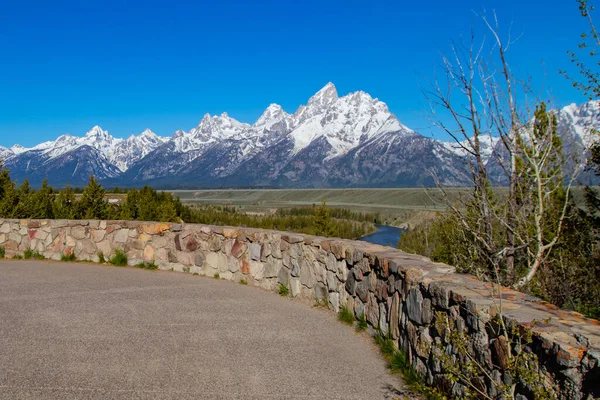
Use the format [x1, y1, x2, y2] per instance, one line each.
[423, 12, 581, 288]
[561, 0, 600, 100]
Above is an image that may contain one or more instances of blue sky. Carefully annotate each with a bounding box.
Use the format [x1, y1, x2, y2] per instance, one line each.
[0, 0, 590, 147]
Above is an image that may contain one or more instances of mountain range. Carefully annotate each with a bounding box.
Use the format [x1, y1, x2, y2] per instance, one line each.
[1, 83, 598, 188]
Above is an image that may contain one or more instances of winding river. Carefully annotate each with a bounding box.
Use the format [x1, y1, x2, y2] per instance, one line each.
[359, 225, 406, 248]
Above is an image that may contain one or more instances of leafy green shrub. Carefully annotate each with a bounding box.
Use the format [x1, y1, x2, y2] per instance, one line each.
[144, 262, 158, 270]
[135, 261, 158, 270]
[61, 253, 76, 262]
[278, 283, 289, 296]
[338, 305, 354, 326]
[375, 332, 396, 356]
[23, 248, 33, 259]
[109, 250, 128, 266]
[0, 246, 5, 259]
[24, 249, 45, 260]
[214, 273, 220, 279]
[12, 254, 23, 260]
[97, 252, 106, 263]
[32, 250, 45, 260]
[239, 278, 248, 285]
[356, 312, 368, 332]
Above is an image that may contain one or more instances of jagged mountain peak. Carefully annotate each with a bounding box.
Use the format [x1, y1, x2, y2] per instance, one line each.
[562, 100, 600, 116]
[294, 82, 339, 123]
[139, 128, 156, 136]
[556, 100, 600, 148]
[309, 82, 338, 106]
[5, 90, 597, 188]
[254, 103, 290, 131]
[288, 84, 410, 159]
[192, 111, 249, 140]
[10, 144, 28, 154]
[84, 125, 110, 138]
[173, 129, 186, 139]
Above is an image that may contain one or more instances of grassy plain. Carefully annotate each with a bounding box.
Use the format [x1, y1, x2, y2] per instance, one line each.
[165, 188, 463, 225]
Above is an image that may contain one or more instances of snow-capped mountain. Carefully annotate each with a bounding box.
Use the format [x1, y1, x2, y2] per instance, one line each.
[110, 129, 170, 171]
[1, 126, 169, 185]
[441, 134, 501, 165]
[1, 83, 598, 188]
[0, 146, 12, 162]
[119, 82, 441, 187]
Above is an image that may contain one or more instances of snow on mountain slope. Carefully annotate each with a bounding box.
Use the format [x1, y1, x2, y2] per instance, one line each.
[109, 129, 169, 171]
[440, 134, 501, 164]
[3, 83, 598, 188]
[3, 126, 170, 173]
[10, 144, 28, 155]
[557, 100, 600, 148]
[289, 84, 412, 159]
[0, 146, 12, 161]
[6, 145, 122, 186]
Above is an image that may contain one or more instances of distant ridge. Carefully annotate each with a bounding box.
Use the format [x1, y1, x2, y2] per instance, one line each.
[2, 84, 599, 188]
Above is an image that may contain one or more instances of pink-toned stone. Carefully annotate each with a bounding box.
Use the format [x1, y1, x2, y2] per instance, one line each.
[185, 236, 198, 252]
[65, 235, 76, 247]
[231, 239, 246, 258]
[144, 245, 155, 261]
[241, 260, 250, 275]
[3, 240, 19, 251]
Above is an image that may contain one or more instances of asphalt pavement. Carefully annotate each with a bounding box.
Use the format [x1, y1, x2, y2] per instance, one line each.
[0, 260, 412, 399]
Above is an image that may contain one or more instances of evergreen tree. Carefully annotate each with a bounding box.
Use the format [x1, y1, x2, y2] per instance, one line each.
[78, 175, 108, 219]
[119, 189, 139, 220]
[0, 164, 17, 218]
[13, 179, 33, 218]
[31, 179, 54, 219]
[314, 201, 335, 237]
[157, 201, 178, 222]
[53, 186, 77, 219]
[137, 186, 157, 221]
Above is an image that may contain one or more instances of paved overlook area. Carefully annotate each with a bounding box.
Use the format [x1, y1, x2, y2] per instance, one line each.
[0, 260, 411, 400]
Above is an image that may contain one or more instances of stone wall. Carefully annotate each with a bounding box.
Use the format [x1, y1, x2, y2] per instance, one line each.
[0, 218, 598, 399]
